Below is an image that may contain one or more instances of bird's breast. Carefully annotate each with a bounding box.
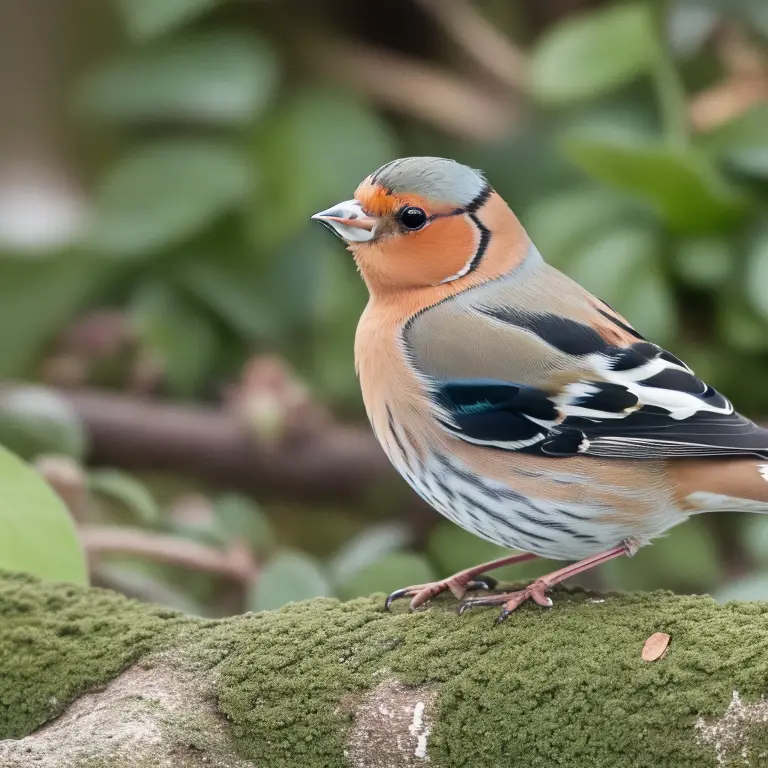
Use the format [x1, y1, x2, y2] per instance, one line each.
[355, 301, 444, 460]
[399, 449, 683, 561]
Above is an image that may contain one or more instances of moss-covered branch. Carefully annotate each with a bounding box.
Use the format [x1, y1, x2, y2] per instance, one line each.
[1, 572, 768, 767]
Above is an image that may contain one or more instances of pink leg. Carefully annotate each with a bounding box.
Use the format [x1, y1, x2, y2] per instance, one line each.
[458, 539, 637, 623]
[385, 551, 539, 611]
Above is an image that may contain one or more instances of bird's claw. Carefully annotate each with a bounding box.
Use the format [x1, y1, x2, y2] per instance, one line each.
[384, 576, 498, 612]
[495, 609, 512, 625]
[466, 577, 498, 593]
[384, 587, 414, 611]
[458, 582, 554, 623]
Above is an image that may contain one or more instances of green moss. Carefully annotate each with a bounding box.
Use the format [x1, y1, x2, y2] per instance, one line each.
[3, 572, 768, 766]
[0, 571, 190, 739]
[215, 588, 768, 767]
[746, 722, 768, 767]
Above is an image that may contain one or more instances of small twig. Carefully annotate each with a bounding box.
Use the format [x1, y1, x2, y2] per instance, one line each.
[80, 525, 259, 584]
[34, 454, 90, 523]
[689, 23, 768, 133]
[307, 37, 515, 141]
[414, 0, 528, 90]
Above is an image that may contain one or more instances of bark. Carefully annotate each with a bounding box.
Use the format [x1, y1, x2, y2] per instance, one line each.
[1, 572, 768, 766]
[20, 384, 404, 504]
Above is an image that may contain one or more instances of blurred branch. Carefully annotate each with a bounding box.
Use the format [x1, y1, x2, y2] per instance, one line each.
[1, 383, 407, 504]
[81, 525, 258, 583]
[690, 23, 768, 132]
[34, 454, 90, 523]
[413, 0, 528, 90]
[306, 37, 516, 141]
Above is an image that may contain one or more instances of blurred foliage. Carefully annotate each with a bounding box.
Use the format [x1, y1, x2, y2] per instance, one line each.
[0, 446, 87, 584]
[0, 387, 88, 462]
[3, 0, 768, 615]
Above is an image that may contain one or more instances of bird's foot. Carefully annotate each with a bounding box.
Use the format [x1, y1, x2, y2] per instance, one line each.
[458, 579, 553, 623]
[456, 540, 637, 623]
[385, 575, 498, 611]
[384, 551, 539, 612]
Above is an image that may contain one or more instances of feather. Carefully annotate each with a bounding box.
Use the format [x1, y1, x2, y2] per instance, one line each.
[404, 267, 768, 461]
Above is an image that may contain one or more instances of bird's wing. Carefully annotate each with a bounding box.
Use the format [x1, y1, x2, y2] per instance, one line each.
[403, 269, 768, 461]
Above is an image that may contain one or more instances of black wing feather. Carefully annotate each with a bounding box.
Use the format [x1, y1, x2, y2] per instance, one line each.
[434, 337, 768, 460]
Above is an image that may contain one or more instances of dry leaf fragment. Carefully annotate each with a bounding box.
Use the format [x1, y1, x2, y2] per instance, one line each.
[642, 632, 671, 662]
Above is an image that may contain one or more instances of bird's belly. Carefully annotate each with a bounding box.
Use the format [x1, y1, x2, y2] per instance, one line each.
[393, 451, 681, 561]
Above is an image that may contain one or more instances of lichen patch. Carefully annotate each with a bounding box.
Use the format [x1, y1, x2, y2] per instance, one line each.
[0, 664, 254, 768]
[695, 691, 768, 766]
[346, 680, 437, 767]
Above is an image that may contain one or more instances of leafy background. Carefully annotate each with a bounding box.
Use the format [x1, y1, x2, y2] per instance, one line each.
[2, 0, 768, 615]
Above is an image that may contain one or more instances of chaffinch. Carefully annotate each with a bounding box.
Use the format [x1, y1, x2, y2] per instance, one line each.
[313, 156, 768, 622]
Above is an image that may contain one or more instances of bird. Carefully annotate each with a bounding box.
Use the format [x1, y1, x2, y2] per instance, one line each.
[312, 156, 768, 622]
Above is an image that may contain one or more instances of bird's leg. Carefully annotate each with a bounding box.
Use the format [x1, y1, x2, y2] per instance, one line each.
[459, 538, 638, 623]
[385, 551, 539, 611]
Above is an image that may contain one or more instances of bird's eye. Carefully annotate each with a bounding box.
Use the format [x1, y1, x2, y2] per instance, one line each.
[398, 206, 427, 231]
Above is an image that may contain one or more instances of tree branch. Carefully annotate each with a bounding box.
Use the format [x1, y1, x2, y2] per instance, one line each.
[1, 573, 765, 766]
[2, 383, 414, 505]
[305, 36, 516, 141]
[79, 525, 258, 583]
[414, 0, 528, 90]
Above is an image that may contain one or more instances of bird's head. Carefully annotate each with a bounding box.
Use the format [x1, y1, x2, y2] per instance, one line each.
[312, 156, 527, 295]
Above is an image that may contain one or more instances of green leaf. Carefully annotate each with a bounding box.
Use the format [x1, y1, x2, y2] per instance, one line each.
[337, 552, 435, 601]
[176, 258, 279, 340]
[113, 0, 219, 40]
[617, 267, 677, 344]
[328, 522, 412, 584]
[252, 89, 395, 251]
[455, 122, 584, 211]
[698, 102, 768, 176]
[89, 469, 159, 524]
[673, 237, 734, 288]
[565, 225, 657, 298]
[88, 140, 251, 258]
[214, 493, 275, 555]
[523, 187, 640, 269]
[726, 147, 768, 178]
[0, 256, 102, 378]
[0, 387, 88, 462]
[669, 3, 720, 57]
[426, 522, 559, 584]
[131, 281, 217, 397]
[602, 518, 722, 592]
[559, 98, 659, 146]
[530, 3, 656, 104]
[248, 551, 333, 612]
[0, 444, 87, 583]
[559, 224, 675, 344]
[76, 31, 277, 126]
[563, 136, 748, 232]
[745, 224, 768, 321]
[718, 294, 768, 352]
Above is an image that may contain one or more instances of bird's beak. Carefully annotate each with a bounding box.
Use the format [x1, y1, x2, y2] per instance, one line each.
[311, 200, 377, 243]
